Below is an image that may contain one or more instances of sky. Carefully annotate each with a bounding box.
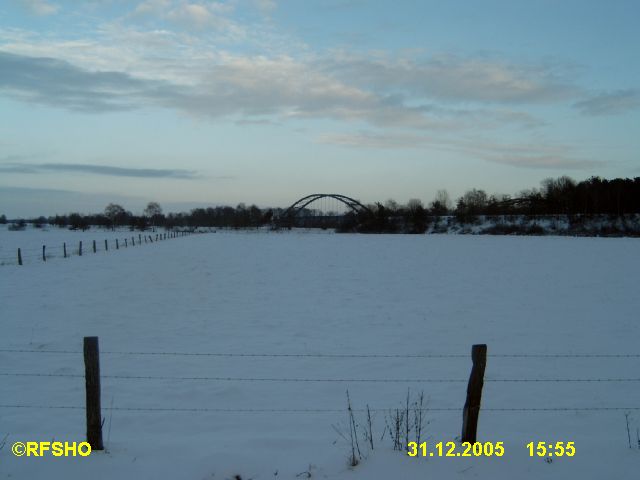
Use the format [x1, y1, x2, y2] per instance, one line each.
[0, 0, 639, 217]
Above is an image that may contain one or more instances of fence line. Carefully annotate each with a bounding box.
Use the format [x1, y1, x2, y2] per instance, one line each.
[1, 348, 639, 358]
[1, 230, 195, 266]
[2, 372, 640, 383]
[4, 338, 640, 449]
[1, 404, 639, 414]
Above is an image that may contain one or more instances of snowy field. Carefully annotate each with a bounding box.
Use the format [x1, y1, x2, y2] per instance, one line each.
[1, 228, 639, 479]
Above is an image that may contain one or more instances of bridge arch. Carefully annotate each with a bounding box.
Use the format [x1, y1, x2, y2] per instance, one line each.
[280, 193, 371, 219]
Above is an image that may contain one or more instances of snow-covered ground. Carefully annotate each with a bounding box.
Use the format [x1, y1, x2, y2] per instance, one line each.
[1, 228, 639, 479]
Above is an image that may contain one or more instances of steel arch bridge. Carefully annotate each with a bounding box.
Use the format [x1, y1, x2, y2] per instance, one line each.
[276, 193, 371, 228]
[281, 193, 370, 217]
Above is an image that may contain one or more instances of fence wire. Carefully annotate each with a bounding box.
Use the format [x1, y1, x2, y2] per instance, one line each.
[2, 372, 640, 383]
[1, 404, 639, 414]
[1, 348, 639, 358]
[2, 345, 639, 416]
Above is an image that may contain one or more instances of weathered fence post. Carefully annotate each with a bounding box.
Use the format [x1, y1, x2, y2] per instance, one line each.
[83, 336, 104, 450]
[124, 238, 127, 247]
[42, 245, 46, 262]
[461, 344, 487, 443]
[64, 242, 67, 258]
[132, 236, 135, 246]
[139, 234, 142, 243]
[93, 240, 97, 253]
[116, 239, 119, 250]
[104, 239, 108, 251]
[79, 241, 83, 256]
[17, 248, 23, 266]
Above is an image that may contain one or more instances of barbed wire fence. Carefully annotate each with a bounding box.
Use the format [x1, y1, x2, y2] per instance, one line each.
[1, 340, 639, 450]
[0, 230, 195, 266]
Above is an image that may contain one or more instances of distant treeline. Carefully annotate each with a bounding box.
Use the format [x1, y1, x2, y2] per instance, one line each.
[2, 176, 639, 233]
[3, 201, 275, 231]
[455, 176, 640, 217]
[346, 176, 640, 233]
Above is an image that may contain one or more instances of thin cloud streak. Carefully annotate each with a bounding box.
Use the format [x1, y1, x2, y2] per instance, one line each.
[19, 0, 59, 16]
[0, 161, 199, 179]
[323, 53, 578, 104]
[317, 131, 604, 170]
[574, 89, 640, 116]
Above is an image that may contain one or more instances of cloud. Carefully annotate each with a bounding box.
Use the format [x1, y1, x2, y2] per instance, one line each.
[317, 131, 603, 170]
[0, 51, 154, 112]
[459, 139, 605, 170]
[133, 0, 172, 16]
[253, 0, 277, 12]
[324, 53, 578, 105]
[19, 0, 59, 16]
[574, 89, 640, 115]
[0, 50, 442, 128]
[317, 131, 435, 149]
[0, 161, 199, 179]
[0, 29, 585, 133]
[484, 154, 603, 170]
[131, 0, 242, 35]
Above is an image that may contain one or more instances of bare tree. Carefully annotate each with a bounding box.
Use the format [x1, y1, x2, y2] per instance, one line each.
[144, 202, 162, 218]
[429, 189, 451, 215]
[384, 199, 399, 213]
[455, 189, 488, 223]
[104, 203, 126, 230]
[144, 202, 163, 229]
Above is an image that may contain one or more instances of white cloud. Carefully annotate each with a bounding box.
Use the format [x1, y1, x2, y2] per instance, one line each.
[19, 0, 59, 16]
[325, 53, 578, 105]
[166, 3, 214, 28]
[0, 13, 614, 137]
[0, 44, 448, 129]
[131, 1, 242, 34]
[133, 0, 172, 16]
[253, 0, 276, 12]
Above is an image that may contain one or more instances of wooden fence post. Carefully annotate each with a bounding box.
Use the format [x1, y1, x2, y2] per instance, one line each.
[64, 242, 67, 258]
[83, 336, 104, 450]
[79, 241, 83, 256]
[116, 239, 119, 250]
[104, 239, 108, 251]
[93, 240, 97, 253]
[132, 236, 135, 246]
[17, 248, 22, 266]
[139, 234, 142, 243]
[124, 238, 127, 247]
[461, 344, 487, 443]
[42, 245, 46, 262]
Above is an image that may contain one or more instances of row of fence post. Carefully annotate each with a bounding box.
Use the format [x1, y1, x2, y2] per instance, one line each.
[79, 337, 486, 451]
[15, 231, 191, 265]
